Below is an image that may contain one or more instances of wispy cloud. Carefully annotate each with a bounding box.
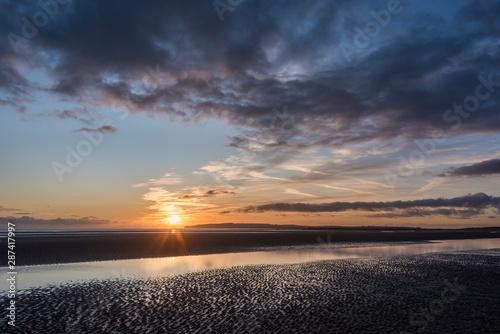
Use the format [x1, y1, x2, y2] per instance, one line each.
[178, 187, 236, 199]
[44, 108, 98, 125]
[74, 125, 117, 134]
[285, 188, 319, 198]
[138, 180, 238, 222]
[0, 205, 22, 212]
[0, 215, 127, 228]
[133, 173, 182, 188]
[415, 178, 446, 193]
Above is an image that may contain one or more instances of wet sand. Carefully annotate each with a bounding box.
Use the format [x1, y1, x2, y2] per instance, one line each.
[8, 228, 500, 265]
[2, 249, 499, 333]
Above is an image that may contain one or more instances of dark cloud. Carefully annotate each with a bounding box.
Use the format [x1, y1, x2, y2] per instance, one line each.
[205, 189, 235, 196]
[74, 125, 117, 134]
[241, 193, 500, 213]
[448, 158, 500, 176]
[1, 0, 500, 154]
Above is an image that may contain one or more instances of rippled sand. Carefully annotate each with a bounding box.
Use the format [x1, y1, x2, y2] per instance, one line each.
[2, 249, 500, 333]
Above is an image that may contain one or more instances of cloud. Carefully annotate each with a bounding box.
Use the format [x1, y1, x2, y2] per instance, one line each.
[285, 188, 319, 198]
[178, 188, 236, 199]
[1, 0, 499, 150]
[138, 182, 237, 222]
[447, 158, 500, 176]
[240, 193, 500, 213]
[44, 108, 98, 125]
[139, 187, 213, 223]
[74, 125, 117, 134]
[0, 216, 126, 229]
[133, 173, 182, 188]
[0, 205, 22, 212]
[415, 178, 446, 193]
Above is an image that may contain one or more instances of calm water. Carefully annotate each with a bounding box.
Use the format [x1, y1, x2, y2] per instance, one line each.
[2, 238, 500, 290]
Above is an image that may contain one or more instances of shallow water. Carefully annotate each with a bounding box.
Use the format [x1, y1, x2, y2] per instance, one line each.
[2, 238, 500, 290]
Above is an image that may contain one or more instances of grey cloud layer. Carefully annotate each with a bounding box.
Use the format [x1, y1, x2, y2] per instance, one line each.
[1, 0, 500, 148]
[241, 193, 500, 216]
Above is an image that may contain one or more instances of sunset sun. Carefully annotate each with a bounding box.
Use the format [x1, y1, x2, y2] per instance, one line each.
[166, 215, 181, 225]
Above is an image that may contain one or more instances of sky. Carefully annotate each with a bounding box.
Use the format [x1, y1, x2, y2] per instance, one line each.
[1, 0, 500, 229]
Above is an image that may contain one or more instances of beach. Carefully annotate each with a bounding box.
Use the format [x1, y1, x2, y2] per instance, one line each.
[2, 248, 499, 333]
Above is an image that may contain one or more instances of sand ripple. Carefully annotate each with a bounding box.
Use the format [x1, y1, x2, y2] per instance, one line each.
[1, 249, 500, 333]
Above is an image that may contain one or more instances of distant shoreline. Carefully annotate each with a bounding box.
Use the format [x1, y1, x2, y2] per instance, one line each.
[2, 223, 500, 233]
[184, 223, 422, 230]
[184, 223, 500, 231]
